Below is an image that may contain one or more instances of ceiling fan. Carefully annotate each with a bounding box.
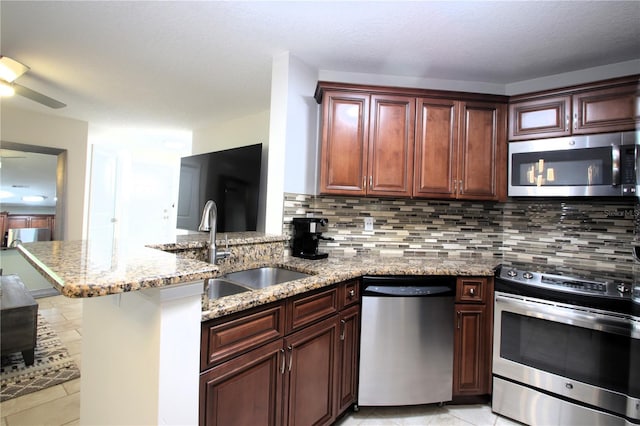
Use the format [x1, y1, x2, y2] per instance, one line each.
[0, 55, 66, 109]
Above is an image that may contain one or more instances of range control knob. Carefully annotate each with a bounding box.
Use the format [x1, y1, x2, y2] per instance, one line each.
[522, 272, 534, 280]
[616, 283, 630, 294]
[506, 270, 518, 278]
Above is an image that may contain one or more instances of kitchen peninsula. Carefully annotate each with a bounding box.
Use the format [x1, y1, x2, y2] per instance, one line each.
[17, 233, 498, 425]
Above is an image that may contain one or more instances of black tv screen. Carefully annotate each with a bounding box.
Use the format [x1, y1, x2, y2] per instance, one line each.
[177, 143, 262, 233]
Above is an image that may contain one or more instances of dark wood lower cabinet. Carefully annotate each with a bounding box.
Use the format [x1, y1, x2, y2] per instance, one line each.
[284, 316, 339, 426]
[199, 340, 283, 426]
[453, 305, 488, 396]
[200, 281, 361, 426]
[336, 305, 360, 413]
[452, 277, 493, 400]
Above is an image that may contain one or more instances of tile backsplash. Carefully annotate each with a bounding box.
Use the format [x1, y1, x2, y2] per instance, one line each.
[283, 193, 638, 277]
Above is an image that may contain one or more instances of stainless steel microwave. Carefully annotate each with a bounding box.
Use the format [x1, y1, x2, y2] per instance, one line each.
[508, 131, 639, 197]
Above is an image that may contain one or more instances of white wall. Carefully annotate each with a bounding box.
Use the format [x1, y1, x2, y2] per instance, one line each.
[284, 56, 320, 195]
[318, 70, 506, 95]
[0, 105, 90, 240]
[265, 52, 320, 234]
[505, 59, 640, 95]
[320, 59, 640, 97]
[192, 109, 270, 233]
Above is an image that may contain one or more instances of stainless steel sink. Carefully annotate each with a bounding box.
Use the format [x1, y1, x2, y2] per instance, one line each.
[224, 267, 312, 289]
[205, 278, 251, 299]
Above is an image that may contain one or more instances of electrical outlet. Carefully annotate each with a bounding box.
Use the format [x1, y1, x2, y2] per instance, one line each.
[364, 217, 374, 231]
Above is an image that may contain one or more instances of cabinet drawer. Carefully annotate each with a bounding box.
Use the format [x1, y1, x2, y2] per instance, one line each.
[201, 303, 285, 370]
[456, 277, 487, 303]
[339, 280, 360, 309]
[287, 286, 339, 333]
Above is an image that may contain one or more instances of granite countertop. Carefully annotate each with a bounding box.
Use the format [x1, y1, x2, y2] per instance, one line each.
[201, 255, 499, 321]
[17, 240, 220, 298]
[147, 231, 288, 251]
[15, 235, 499, 322]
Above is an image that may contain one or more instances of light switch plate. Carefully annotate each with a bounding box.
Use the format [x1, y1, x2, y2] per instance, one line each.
[364, 217, 374, 231]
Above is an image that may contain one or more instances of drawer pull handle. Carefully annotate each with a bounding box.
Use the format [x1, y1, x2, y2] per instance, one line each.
[280, 348, 285, 374]
[287, 345, 293, 372]
[457, 311, 461, 329]
[340, 319, 346, 341]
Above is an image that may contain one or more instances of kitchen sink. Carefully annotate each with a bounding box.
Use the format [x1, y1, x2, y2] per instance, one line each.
[224, 267, 312, 289]
[205, 278, 252, 299]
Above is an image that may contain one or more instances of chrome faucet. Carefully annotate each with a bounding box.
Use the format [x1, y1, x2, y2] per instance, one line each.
[198, 200, 230, 264]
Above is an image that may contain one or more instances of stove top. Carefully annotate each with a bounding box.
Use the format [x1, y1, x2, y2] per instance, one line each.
[495, 263, 635, 315]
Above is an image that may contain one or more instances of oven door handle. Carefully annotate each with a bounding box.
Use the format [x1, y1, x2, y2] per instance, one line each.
[495, 294, 633, 337]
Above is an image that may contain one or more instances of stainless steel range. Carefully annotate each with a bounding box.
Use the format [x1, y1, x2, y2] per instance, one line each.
[492, 264, 639, 426]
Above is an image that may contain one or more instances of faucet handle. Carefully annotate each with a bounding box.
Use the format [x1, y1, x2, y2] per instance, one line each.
[224, 233, 229, 250]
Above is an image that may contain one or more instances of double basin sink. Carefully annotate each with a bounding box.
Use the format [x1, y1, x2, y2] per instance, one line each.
[206, 267, 312, 299]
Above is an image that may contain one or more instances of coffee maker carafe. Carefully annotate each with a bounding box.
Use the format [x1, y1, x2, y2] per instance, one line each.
[291, 218, 331, 260]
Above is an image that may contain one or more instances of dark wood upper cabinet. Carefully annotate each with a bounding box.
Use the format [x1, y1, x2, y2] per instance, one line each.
[319, 91, 369, 195]
[413, 98, 458, 198]
[367, 95, 415, 197]
[458, 102, 506, 200]
[508, 75, 639, 141]
[572, 83, 640, 134]
[508, 95, 571, 140]
[414, 99, 506, 201]
[316, 82, 508, 201]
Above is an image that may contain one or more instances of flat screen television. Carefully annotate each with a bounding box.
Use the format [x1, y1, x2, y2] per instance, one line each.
[176, 143, 262, 233]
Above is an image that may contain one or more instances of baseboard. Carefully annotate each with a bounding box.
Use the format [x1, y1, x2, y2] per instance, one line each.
[30, 287, 61, 299]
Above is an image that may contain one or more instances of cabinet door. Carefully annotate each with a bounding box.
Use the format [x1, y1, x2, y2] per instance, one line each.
[319, 91, 369, 195]
[28, 216, 51, 230]
[572, 83, 640, 134]
[453, 304, 488, 396]
[284, 316, 338, 426]
[6, 216, 30, 229]
[367, 95, 415, 197]
[413, 98, 458, 198]
[458, 102, 507, 200]
[508, 96, 571, 140]
[336, 305, 360, 413]
[199, 340, 283, 426]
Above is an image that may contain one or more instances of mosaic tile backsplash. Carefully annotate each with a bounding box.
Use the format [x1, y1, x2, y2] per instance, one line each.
[283, 192, 638, 278]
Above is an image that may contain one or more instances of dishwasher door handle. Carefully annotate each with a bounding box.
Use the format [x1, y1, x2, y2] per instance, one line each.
[363, 285, 454, 297]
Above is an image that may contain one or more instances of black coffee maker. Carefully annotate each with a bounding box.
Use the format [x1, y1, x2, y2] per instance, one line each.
[291, 218, 331, 260]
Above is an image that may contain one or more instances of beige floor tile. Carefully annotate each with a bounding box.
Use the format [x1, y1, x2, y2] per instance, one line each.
[1, 416, 7, 426]
[64, 340, 82, 357]
[61, 420, 79, 426]
[446, 404, 497, 426]
[4, 392, 80, 426]
[0, 385, 67, 418]
[495, 415, 525, 426]
[62, 378, 81, 396]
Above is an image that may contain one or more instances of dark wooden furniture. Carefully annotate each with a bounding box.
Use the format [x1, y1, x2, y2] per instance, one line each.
[452, 276, 493, 400]
[1, 274, 38, 365]
[508, 75, 639, 141]
[199, 280, 360, 426]
[315, 82, 508, 201]
[1, 213, 55, 247]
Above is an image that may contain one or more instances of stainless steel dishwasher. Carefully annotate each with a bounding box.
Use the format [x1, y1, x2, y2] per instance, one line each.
[358, 275, 455, 407]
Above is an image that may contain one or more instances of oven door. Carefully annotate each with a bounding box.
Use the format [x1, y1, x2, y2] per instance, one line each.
[493, 291, 639, 422]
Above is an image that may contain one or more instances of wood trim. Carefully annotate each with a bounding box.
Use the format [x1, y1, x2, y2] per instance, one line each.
[315, 81, 509, 104]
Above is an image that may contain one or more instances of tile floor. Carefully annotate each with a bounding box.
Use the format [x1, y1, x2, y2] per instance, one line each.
[0, 295, 522, 426]
[1, 295, 82, 426]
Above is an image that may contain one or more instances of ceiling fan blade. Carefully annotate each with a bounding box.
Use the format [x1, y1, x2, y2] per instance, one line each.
[13, 82, 66, 109]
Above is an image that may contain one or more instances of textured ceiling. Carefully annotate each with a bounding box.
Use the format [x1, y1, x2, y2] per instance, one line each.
[1, 1, 639, 130]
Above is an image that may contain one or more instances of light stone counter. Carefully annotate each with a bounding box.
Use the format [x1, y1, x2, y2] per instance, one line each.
[17, 240, 219, 298]
[202, 255, 500, 321]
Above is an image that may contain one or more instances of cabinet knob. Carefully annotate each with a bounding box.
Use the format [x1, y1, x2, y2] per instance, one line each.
[469, 288, 475, 296]
[348, 289, 356, 298]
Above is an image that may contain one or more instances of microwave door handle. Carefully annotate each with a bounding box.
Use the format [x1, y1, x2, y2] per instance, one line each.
[611, 144, 620, 186]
